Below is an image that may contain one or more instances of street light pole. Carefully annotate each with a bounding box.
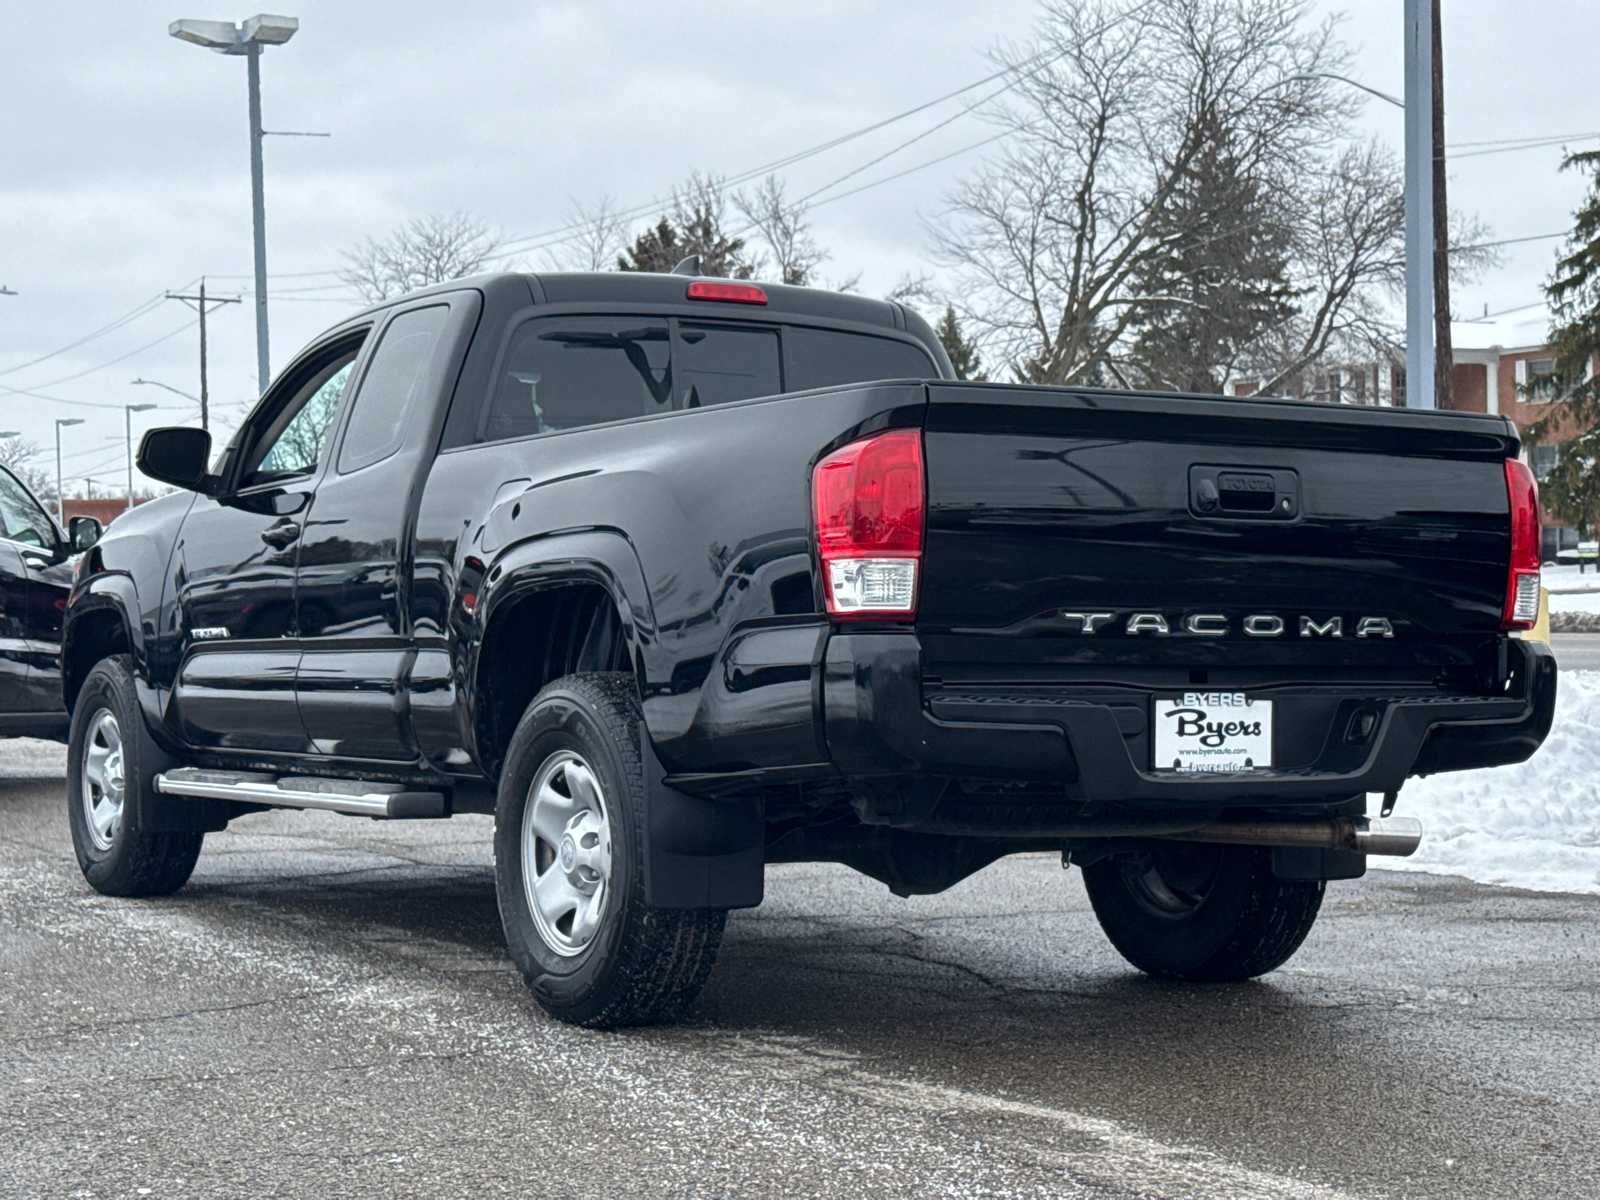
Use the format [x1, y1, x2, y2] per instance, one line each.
[169, 14, 299, 397]
[1403, 0, 1435, 409]
[125, 404, 158, 512]
[131, 377, 199, 405]
[246, 42, 270, 393]
[55, 418, 83, 525]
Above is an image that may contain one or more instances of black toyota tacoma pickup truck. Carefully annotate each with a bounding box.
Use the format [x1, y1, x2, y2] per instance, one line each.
[63, 269, 1556, 1027]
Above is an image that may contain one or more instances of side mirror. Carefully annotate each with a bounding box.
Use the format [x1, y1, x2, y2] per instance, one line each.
[136, 427, 212, 492]
[68, 515, 102, 553]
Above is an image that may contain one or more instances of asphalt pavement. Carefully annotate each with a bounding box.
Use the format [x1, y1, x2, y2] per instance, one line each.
[1549, 631, 1600, 671]
[3, 764, 1599, 1199]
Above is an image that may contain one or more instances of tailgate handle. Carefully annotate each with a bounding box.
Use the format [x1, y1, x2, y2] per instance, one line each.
[1190, 466, 1298, 520]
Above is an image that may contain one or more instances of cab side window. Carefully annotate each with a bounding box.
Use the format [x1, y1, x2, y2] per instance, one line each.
[239, 343, 362, 489]
[338, 305, 450, 473]
[0, 467, 56, 548]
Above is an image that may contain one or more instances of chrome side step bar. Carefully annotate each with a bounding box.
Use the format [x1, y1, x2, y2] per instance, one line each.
[155, 768, 448, 819]
[1157, 816, 1423, 857]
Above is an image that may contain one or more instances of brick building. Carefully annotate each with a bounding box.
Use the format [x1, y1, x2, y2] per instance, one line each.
[59, 497, 149, 530]
[1448, 307, 1592, 559]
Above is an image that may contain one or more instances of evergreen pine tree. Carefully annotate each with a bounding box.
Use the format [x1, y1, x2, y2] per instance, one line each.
[617, 180, 754, 278]
[936, 307, 986, 381]
[1525, 150, 1600, 536]
[1128, 112, 1298, 394]
[617, 218, 684, 274]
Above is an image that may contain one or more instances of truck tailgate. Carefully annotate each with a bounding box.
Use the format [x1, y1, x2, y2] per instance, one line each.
[918, 384, 1520, 685]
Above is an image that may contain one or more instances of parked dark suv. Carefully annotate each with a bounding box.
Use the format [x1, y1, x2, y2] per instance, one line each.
[0, 463, 101, 738]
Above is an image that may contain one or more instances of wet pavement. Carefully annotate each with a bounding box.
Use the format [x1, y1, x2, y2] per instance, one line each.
[2, 767, 1597, 1199]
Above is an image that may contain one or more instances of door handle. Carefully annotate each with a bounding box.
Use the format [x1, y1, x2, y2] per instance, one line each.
[261, 521, 301, 549]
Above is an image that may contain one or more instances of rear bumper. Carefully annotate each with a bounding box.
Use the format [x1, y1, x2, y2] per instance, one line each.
[822, 632, 1556, 805]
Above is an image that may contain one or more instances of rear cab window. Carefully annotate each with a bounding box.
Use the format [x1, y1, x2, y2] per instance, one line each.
[478, 314, 936, 443]
[485, 318, 671, 440]
[783, 326, 939, 393]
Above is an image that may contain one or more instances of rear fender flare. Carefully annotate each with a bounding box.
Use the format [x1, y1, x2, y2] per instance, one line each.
[467, 528, 659, 749]
[474, 526, 658, 659]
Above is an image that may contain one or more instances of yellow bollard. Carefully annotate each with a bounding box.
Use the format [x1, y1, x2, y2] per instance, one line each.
[1518, 587, 1551, 645]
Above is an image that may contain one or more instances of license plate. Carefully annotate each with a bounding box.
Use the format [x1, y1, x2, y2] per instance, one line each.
[1152, 692, 1273, 772]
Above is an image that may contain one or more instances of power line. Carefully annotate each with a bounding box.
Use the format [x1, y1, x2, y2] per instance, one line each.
[19, 318, 199, 391]
[1448, 130, 1600, 149]
[1455, 299, 1549, 324]
[478, 45, 1076, 266]
[0, 286, 189, 379]
[162, 7, 1151, 288]
[1455, 231, 1567, 252]
[794, 84, 1021, 208]
[812, 132, 1012, 210]
[0, 381, 140, 411]
[1451, 134, 1600, 160]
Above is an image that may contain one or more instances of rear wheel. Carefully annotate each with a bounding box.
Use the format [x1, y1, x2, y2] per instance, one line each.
[1081, 841, 1323, 981]
[67, 656, 203, 897]
[494, 673, 725, 1028]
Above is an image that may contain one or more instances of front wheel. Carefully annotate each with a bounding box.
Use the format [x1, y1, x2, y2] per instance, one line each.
[1081, 841, 1323, 981]
[494, 673, 725, 1028]
[67, 655, 203, 897]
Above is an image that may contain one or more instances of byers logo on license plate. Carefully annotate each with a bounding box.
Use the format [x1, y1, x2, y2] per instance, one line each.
[1153, 692, 1273, 773]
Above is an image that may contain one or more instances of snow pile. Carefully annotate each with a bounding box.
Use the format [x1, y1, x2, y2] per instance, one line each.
[1388, 669, 1600, 894]
[1549, 591, 1600, 617]
[1544, 564, 1600, 617]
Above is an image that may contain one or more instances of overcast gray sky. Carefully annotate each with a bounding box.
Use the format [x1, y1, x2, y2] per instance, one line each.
[3, 0, 1597, 494]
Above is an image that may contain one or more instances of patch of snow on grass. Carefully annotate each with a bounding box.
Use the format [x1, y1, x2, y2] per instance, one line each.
[1385, 669, 1600, 894]
[1548, 591, 1600, 616]
[1545, 564, 1600, 614]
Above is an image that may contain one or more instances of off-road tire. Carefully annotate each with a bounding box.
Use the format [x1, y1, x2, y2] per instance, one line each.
[494, 672, 725, 1028]
[67, 655, 203, 897]
[1082, 841, 1323, 981]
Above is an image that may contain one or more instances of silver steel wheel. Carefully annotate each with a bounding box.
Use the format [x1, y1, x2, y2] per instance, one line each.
[521, 749, 613, 957]
[81, 708, 126, 853]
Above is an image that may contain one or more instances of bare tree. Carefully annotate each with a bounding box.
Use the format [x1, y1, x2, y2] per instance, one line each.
[544, 195, 633, 273]
[1241, 140, 1405, 395]
[0, 435, 54, 504]
[734, 176, 827, 285]
[1233, 149, 1502, 397]
[930, 0, 1362, 387]
[341, 212, 502, 303]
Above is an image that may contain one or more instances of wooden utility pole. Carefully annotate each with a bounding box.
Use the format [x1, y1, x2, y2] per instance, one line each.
[1432, 0, 1454, 409]
[164, 279, 240, 430]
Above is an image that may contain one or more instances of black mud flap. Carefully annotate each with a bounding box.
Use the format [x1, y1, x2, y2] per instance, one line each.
[1270, 846, 1366, 882]
[135, 791, 252, 834]
[642, 740, 764, 910]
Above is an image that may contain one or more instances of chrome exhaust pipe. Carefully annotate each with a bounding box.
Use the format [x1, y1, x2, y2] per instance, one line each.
[1157, 816, 1422, 857]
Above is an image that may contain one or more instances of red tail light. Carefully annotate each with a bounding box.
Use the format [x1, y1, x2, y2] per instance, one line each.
[813, 428, 925, 619]
[686, 280, 767, 305]
[1503, 458, 1542, 631]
